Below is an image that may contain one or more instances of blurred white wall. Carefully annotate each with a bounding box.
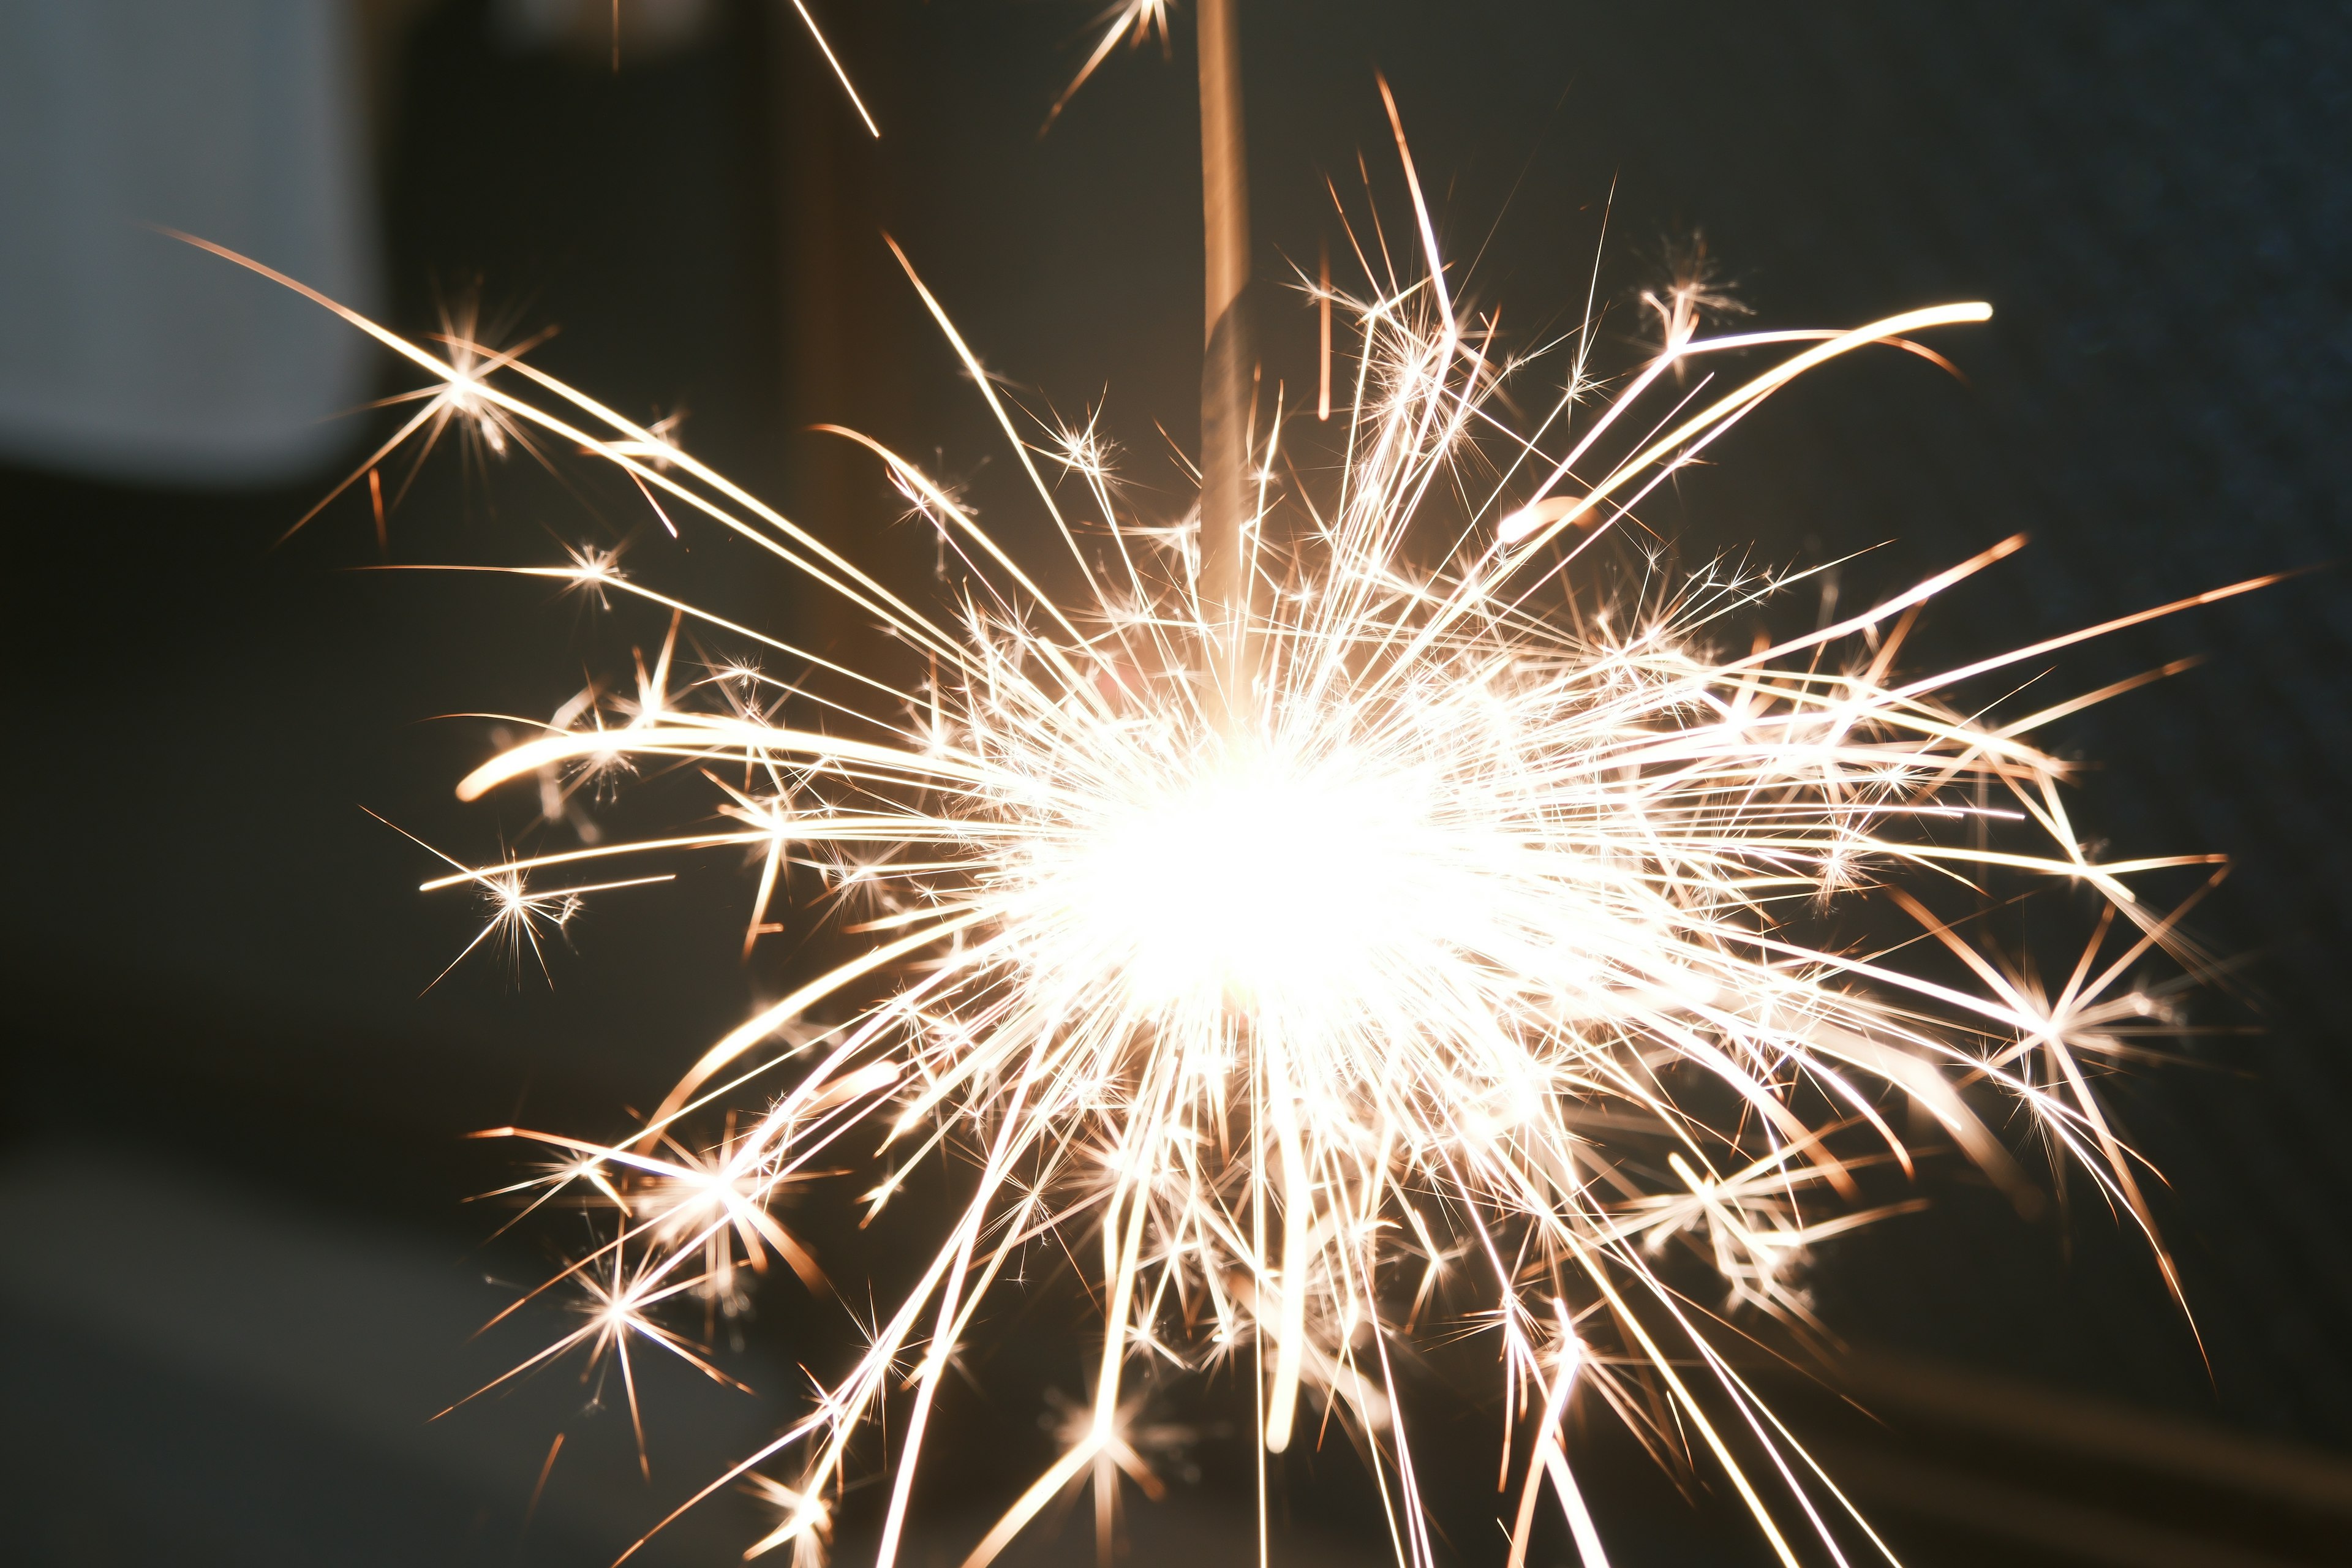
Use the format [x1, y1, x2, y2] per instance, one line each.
[0, 0, 382, 485]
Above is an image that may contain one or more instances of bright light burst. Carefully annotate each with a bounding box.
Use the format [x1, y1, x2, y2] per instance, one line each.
[191, 121, 2264, 1567]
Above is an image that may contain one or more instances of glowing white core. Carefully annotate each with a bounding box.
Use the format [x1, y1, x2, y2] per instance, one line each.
[1053, 755, 1449, 1014]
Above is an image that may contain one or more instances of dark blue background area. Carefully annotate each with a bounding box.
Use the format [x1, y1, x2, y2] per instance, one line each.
[3, 2, 2345, 1562]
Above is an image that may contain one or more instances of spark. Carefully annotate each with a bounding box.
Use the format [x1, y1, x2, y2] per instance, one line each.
[744, 1472, 835, 1567]
[786, 0, 881, 138]
[196, 111, 2264, 1568]
[443, 1235, 748, 1479]
[1044, 1, 1175, 133]
[362, 808, 672, 988]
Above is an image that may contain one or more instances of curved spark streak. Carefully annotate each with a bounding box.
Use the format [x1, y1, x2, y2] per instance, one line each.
[206, 181, 2242, 1568]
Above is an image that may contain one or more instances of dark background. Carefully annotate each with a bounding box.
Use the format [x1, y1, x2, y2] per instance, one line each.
[4, 2, 2347, 1564]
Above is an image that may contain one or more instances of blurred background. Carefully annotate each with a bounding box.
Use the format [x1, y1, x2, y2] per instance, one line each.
[2, 2, 2347, 1564]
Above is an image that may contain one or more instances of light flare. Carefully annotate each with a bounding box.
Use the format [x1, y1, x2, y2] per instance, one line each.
[206, 127, 2261, 1568]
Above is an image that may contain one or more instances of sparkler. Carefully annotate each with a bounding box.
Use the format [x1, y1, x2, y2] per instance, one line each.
[192, 54, 2268, 1568]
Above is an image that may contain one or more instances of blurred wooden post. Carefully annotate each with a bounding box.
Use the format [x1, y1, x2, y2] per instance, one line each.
[1197, 0, 1251, 728]
[771, 1, 922, 667]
